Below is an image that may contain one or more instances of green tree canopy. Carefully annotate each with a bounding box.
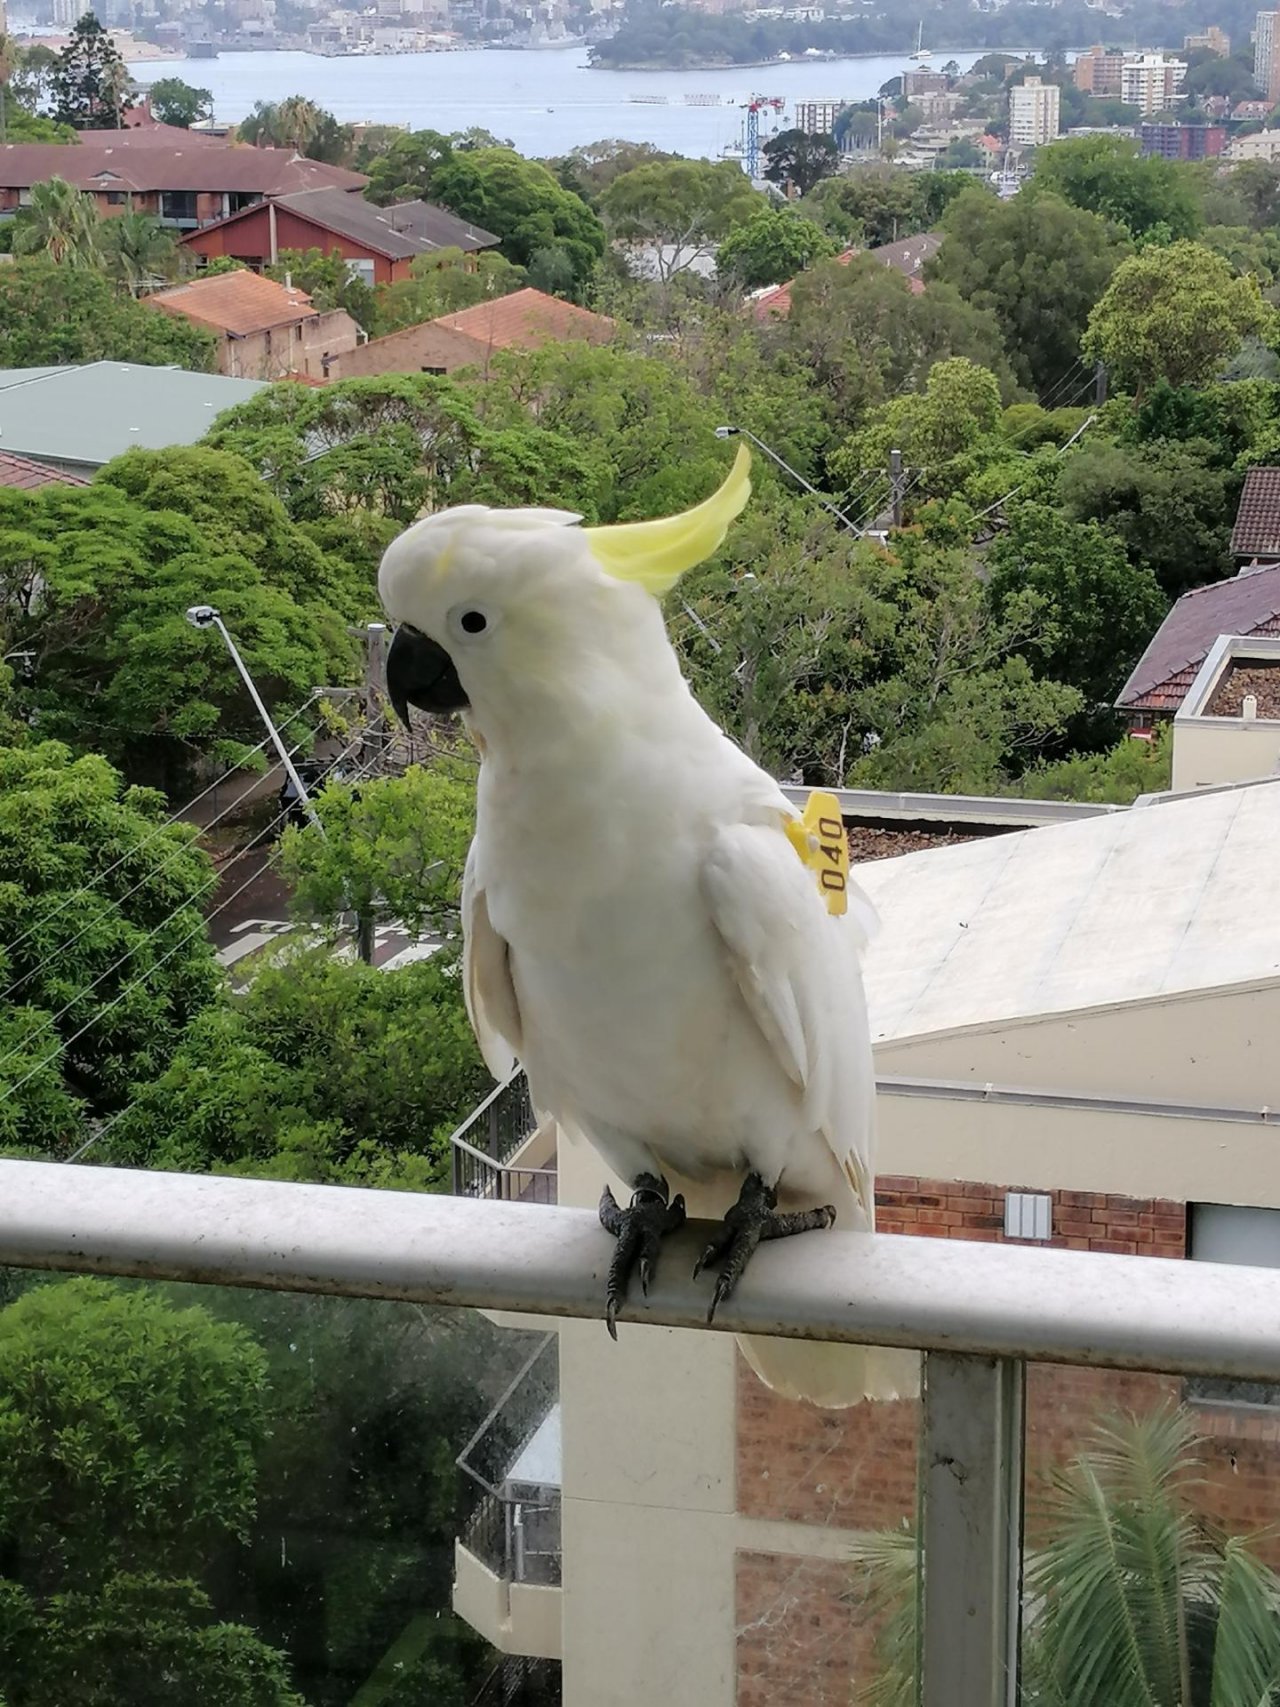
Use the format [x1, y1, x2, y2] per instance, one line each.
[0, 1278, 303, 1707]
[1031, 135, 1203, 241]
[0, 743, 221, 1130]
[360, 125, 458, 204]
[930, 187, 1129, 398]
[550, 136, 681, 206]
[428, 147, 604, 295]
[0, 256, 214, 369]
[237, 95, 350, 164]
[100, 209, 184, 296]
[144, 75, 212, 127]
[599, 156, 763, 282]
[762, 126, 840, 196]
[371, 245, 525, 337]
[1083, 240, 1271, 396]
[263, 245, 375, 332]
[830, 355, 1006, 507]
[715, 206, 839, 289]
[10, 176, 102, 266]
[49, 13, 128, 128]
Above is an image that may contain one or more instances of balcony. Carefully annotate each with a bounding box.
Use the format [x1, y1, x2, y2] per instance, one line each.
[6, 1160, 1280, 1707]
[450, 1071, 556, 1203]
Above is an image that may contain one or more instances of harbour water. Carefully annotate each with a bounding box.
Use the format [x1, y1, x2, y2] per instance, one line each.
[126, 44, 996, 157]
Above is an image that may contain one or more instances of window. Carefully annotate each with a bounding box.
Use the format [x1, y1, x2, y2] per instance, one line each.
[158, 191, 199, 224]
[421, 365, 447, 376]
[1186, 1204, 1280, 1407]
[345, 258, 376, 287]
[104, 191, 128, 206]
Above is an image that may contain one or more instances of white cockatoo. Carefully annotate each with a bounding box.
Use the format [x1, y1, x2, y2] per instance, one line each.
[380, 448, 918, 1407]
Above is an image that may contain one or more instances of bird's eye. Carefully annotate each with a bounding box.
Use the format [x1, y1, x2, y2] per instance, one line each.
[460, 610, 488, 635]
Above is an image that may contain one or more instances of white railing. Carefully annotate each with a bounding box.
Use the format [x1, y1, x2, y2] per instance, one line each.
[5, 1158, 1280, 1707]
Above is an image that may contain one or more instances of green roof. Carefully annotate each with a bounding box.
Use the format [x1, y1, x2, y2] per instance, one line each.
[0, 362, 269, 469]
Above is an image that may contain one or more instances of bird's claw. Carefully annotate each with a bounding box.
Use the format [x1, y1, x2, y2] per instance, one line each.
[600, 1175, 685, 1339]
[695, 1173, 838, 1321]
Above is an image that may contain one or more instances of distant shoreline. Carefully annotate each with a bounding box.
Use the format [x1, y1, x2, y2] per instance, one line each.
[590, 43, 1035, 73]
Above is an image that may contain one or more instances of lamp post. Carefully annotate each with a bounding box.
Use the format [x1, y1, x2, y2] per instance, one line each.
[714, 425, 864, 537]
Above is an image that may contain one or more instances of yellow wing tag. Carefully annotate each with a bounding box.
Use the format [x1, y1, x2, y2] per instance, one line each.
[784, 791, 849, 917]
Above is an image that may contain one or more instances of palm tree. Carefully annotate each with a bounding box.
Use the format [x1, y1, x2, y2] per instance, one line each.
[101, 211, 184, 296]
[11, 176, 102, 267]
[851, 1405, 1280, 1707]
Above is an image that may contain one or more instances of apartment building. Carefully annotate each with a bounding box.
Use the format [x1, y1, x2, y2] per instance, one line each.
[1120, 51, 1188, 113]
[1008, 75, 1061, 146]
[1072, 43, 1125, 94]
[1257, 10, 1280, 101]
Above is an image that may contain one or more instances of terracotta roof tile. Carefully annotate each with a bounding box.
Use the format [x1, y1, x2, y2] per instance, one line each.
[750, 232, 941, 322]
[0, 449, 89, 489]
[1116, 563, 1280, 711]
[1230, 466, 1280, 558]
[430, 288, 614, 351]
[149, 269, 318, 336]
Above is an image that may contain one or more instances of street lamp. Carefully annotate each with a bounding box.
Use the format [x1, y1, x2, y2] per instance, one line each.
[185, 604, 322, 833]
[714, 426, 864, 537]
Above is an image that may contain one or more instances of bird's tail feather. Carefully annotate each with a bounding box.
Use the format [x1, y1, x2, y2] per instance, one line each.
[737, 1333, 921, 1409]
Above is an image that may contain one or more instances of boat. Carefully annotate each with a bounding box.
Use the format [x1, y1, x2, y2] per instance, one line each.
[908, 19, 931, 60]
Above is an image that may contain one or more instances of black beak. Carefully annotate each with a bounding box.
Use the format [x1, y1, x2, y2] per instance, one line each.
[385, 624, 469, 725]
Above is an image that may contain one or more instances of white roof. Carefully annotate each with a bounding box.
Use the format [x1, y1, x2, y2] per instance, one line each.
[859, 778, 1280, 1043]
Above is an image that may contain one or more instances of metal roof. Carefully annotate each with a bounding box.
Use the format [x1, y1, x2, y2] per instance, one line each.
[1115, 562, 1280, 712]
[0, 362, 268, 468]
[185, 186, 500, 260]
[859, 777, 1280, 1043]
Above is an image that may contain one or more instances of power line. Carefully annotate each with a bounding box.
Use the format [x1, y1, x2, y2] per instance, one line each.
[0, 706, 334, 1011]
[968, 411, 1097, 524]
[0, 692, 323, 979]
[0, 718, 381, 1088]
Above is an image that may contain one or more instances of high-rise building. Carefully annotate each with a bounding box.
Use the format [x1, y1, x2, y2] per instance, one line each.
[1009, 75, 1061, 147]
[1256, 11, 1280, 101]
[792, 99, 844, 138]
[1120, 52, 1188, 114]
[1140, 121, 1228, 159]
[1073, 44, 1125, 95]
[1184, 24, 1230, 55]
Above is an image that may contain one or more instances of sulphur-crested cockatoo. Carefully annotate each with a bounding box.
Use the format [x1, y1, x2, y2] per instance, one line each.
[380, 448, 917, 1407]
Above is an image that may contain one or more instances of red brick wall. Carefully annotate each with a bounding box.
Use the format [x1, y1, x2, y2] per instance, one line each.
[737, 1552, 881, 1707]
[875, 1175, 1187, 1257]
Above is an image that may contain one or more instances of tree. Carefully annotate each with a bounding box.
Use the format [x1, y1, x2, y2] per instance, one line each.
[830, 356, 1006, 508]
[0, 744, 222, 1131]
[145, 75, 212, 128]
[264, 245, 375, 332]
[1031, 135, 1203, 242]
[428, 147, 604, 295]
[360, 126, 457, 205]
[551, 137, 680, 206]
[0, 1278, 304, 1707]
[853, 1405, 1280, 1707]
[11, 176, 102, 266]
[0, 257, 215, 370]
[237, 95, 350, 164]
[49, 13, 129, 130]
[1083, 241, 1271, 396]
[801, 164, 921, 245]
[930, 188, 1129, 398]
[762, 126, 840, 196]
[10, 42, 59, 115]
[715, 206, 839, 289]
[985, 502, 1166, 708]
[100, 209, 184, 295]
[598, 156, 762, 283]
[370, 246, 524, 338]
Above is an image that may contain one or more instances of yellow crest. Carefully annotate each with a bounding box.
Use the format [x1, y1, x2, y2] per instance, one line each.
[583, 444, 752, 596]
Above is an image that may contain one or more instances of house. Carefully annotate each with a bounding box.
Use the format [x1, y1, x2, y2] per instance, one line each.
[147, 269, 362, 382]
[0, 449, 89, 489]
[1171, 632, 1280, 789]
[0, 135, 366, 231]
[1115, 563, 1280, 728]
[748, 231, 942, 321]
[182, 186, 500, 286]
[0, 363, 269, 478]
[451, 755, 1280, 1701]
[325, 287, 614, 381]
[1230, 465, 1280, 564]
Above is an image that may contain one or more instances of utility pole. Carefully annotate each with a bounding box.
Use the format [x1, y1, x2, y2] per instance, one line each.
[1094, 360, 1108, 406]
[348, 620, 391, 965]
[889, 448, 906, 530]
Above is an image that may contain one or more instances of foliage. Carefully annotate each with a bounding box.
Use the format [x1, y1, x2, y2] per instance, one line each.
[1009, 727, 1171, 805]
[100, 209, 185, 295]
[0, 1278, 302, 1707]
[264, 245, 375, 332]
[11, 176, 102, 266]
[428, 146, 604, 295]
[372, 246, 525, 337]
[985, 502, 1167, 709]
[1083, 241, 1271, 396]
[0, 743, 221, 1131]
[1031, 135, 1204, 242]
[831, 357, 1005, 509]
[550, 136, 680, 206]
[1057, 437, 1238, 599]
[101, 946, 489, 1184]
[599, 156, 762, 282]
[145, 76, 212, 128]
[281, 760, 475, 939]
[931, 188, 1129, 398]
[800, 164, 971, 246]
[715, 206, 839, 289]
[762, 126, 840, 196]
[237, 95, 350, 164]
[360, 125, 459, 204]
[0, 256, 214, 369]
[0, 456, 353, 783]
[49, 12, 128, 129]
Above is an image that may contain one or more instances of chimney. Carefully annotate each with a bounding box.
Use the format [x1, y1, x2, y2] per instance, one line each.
[1243, 693, 1259, 721]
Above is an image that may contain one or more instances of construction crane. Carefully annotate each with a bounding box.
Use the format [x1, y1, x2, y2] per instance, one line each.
[739, 94, 785, 179]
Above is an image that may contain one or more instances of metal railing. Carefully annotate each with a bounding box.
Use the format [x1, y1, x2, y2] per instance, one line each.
[457, 1334, 561, 1586]
[449, 1073, 543, 1198]
[469, 1654, 561, 1707]
[8, 1159, 1280, 1707]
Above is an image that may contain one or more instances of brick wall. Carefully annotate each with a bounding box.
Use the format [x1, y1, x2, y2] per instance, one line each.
[737, 1552, 881, 1707]
[875, 1175, 1188, 1257]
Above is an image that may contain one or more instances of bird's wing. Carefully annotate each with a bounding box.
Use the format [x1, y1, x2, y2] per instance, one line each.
[462, 841, 523, 1079]
[702, 819, 877, 1216]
